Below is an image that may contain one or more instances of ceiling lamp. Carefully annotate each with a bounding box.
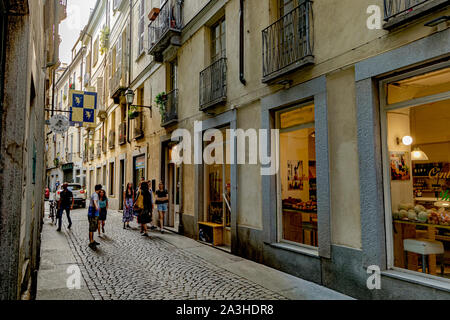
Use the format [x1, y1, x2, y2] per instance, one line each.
[411, 147, 429, 161]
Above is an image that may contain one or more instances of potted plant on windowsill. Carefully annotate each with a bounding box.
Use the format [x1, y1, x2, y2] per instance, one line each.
[155, 92, 167, 120]
[128, 105, 140, 120]
[100, 26, 110, 55]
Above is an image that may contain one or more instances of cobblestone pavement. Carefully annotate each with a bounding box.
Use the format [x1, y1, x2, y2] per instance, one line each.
[61, 208, 287, 300]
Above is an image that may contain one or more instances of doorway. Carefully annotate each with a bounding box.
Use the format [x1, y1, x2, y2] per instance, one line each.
[201, 126, 232, 250]
[161, 141, 182, 232]
[119, 159, 125, 210]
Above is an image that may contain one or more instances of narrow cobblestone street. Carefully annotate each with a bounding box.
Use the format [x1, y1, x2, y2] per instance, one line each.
[36, 204, 351, 300]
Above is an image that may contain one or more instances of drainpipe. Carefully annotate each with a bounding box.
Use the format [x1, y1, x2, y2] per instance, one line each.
[127, 0, 132, 144]
[239, 0, 246, 85]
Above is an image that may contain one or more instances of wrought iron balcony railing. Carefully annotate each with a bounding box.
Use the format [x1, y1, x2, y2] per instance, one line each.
[102, 136, 107, 153]
[119, 122, 127, 145]
[96, 143, 101, 158]
[89, 146, 94, 161]
[148, 0, 183, 61]
[161, 89, 178, 127]
[59, 0, 67, 22]
[383, 0, 450, 29]
[110, 64, 128, 100]
[200, 58, 227, 111]
[262, 1, 314, 83]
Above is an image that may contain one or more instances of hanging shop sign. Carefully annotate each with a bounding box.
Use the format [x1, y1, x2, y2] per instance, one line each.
[135, 156, 146, 170]
[69, 89, 98, 128]
[62, 163, 74, 171]
[49, 114, 70, 134]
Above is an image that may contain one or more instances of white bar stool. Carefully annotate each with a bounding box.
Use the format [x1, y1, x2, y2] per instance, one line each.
[403, 239, 445, 274]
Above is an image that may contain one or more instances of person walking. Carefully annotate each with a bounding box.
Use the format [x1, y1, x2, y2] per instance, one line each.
[88, 184, 102, 250]
[56, 183, 74, 232]
[147, 180, 157, 230]
[135, 182, 153, 237]
[155, 181, 169, 234]
[98, 189, 109, 236]
[123, 183, 135, 229]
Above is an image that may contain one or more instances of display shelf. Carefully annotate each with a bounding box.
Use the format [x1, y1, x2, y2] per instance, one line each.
[415, 197, 439, 202]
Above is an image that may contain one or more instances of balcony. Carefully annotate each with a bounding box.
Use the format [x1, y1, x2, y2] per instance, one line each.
[89, 146, 94, 161]
[384, 0, 450, 29]
[262, 1, 314, 84]
[109, 131, 116, 150]
[119, 122, 127, 145]
[58, 0, 67, 23]
[110, 64, 128, 103]
[200, 58, 227, 111]
[96, 143, 101, 158]
[102, 136, 107, 153]
[161, 89, 178, 127]
[134, 125, 144, 140]
[148, 0, 183, 63]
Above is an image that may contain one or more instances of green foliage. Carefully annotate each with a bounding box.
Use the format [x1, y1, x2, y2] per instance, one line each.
[128, 105, 139, 119]
[100, 26, 110, 55]
[155, 92, 167, 117]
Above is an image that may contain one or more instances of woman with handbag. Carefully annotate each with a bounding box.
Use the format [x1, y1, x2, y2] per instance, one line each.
[134, 182, 153, 237]
[123, 183, 135, 229]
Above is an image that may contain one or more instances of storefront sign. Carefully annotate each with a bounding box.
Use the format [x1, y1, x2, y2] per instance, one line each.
[135, 156, 145, 170]
[62, 163, 73, 171]
[428, 167, 450, 179]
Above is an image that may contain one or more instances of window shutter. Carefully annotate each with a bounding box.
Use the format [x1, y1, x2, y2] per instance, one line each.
[97, 77, 104, 110]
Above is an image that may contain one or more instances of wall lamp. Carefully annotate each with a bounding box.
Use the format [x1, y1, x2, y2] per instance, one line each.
[125, 88, 153, 118]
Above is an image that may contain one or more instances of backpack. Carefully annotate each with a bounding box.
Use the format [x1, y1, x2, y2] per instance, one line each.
[134, 191, 144, 211]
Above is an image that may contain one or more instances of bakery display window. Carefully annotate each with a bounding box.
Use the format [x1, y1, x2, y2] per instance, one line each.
[384, 66, 450, 279]
[277, 103, 317, 247]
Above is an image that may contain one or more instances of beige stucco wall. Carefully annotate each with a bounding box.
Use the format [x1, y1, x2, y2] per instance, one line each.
[78, 0, 450, 235]
[327, 67, 362, 249]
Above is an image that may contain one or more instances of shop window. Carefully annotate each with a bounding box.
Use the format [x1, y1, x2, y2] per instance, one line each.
[385, 66, 450, 280]
[202, 127, 232, 248]
[277, 103, 318, 248]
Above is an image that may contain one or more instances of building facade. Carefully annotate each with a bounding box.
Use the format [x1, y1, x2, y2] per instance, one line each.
[0, 0, 66, 299]
[73, 0, 450, 299]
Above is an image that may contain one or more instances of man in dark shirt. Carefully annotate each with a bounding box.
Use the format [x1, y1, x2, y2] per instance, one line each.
[57, 183, 74, 232]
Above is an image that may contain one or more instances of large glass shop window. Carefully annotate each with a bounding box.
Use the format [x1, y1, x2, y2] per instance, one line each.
[278, 104, 317, 247]
[204, 127, 231, 227]
[387, 67, 450, 279]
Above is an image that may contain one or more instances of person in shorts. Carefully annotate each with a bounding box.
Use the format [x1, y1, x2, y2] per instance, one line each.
[155, 181, 169, 234]
[98, 189, 109, 236]
[88, 184, 102, 250]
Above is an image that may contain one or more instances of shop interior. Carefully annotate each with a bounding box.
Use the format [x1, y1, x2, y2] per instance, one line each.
[387, 66, 450, 279]
[278, 104, 318, 248]
[200, 127, 232, 251]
